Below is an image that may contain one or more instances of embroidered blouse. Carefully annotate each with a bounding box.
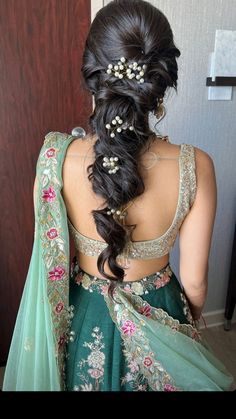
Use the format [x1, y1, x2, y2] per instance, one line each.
[68, 143, 197, 260]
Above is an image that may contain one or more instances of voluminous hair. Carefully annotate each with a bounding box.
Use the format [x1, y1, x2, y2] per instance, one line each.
[81, 0, 181, 296]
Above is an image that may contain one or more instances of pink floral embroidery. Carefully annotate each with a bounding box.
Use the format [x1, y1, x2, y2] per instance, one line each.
[154, 272, 170, 289]
[128, 360, 139, 373]
[138, 384, 148, 391]
[138, 304, 151, 317]
[55, 302, 64, 314]
[164, 384, 177, 392]
[123, 286, 132, 293]
[171, 325, 179, 332]
[58, 335, 66, 348]
[100, 285, 109, 295]
[42, 186, 56, 203]
[88, 369, 104, 379]
[46, 148, 56, 158]
[191, 330, 200, 341]
[75, 272, 84, 285]
[143, 356, 153, 368]
[162, 272, 170, 281]
[48, 266, 65, 281]
[46, 228, 58, 239]
[121, 320, 136, 336]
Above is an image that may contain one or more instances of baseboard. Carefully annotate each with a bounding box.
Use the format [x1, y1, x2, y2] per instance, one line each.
[199, 309, 236, 329]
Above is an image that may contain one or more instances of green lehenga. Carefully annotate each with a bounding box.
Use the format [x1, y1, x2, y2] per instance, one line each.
[66, 257, 234, 392]
[2, 132, 235, 391]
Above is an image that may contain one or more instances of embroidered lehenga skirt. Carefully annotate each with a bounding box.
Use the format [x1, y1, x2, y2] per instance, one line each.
[65, 256, 234, 392]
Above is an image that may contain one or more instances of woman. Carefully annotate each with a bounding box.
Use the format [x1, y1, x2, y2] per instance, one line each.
[3, 0, 234, 391]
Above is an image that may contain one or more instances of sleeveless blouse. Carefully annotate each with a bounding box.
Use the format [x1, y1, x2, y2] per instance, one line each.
[68, 143, 197, 260]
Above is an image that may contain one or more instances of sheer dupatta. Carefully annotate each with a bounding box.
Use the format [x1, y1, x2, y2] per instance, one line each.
[104, 288, 234, 391]
[3, 132, 76, 391]
[3, 131, 234, 392]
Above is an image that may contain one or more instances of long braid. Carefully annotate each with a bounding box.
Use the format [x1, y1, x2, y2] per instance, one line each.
[81, 0, 181, 297]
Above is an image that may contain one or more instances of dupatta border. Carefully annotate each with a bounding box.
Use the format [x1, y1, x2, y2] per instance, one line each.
[104, 288, 202, 391]
[37, 131, 77, 389]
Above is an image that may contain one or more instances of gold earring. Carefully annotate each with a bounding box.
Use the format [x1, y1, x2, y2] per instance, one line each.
[155, 97, 166, 123]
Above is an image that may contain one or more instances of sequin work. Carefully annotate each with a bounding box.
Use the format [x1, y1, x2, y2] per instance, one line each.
[68, 144, 196, 260]
[72, 258, 173, 296]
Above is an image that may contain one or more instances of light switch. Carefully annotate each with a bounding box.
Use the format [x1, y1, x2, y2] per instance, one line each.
[208, 85, 232, 101]
[213, 30, 236, 80]
[207, 30, 236, 101]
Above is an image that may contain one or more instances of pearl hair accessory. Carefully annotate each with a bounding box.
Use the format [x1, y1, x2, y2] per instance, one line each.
[105, 200, 135, 268]
[106, 207, 128, 220]
[106, 57, 147, 84]
[102, 156, 120, 174]
[105, 115, 134, 138]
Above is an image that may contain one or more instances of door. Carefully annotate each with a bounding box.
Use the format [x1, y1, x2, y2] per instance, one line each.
[0, 0, 91, 364]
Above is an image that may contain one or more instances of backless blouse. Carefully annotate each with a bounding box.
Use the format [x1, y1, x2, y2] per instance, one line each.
[68, 143, 197, 260]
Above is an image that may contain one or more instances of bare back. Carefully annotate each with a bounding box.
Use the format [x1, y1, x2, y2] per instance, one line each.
[61, 134, 217, 284]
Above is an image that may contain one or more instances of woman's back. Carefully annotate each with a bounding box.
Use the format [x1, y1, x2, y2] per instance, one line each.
[62, 134, 216, 283]
[4, 0, 233, 392]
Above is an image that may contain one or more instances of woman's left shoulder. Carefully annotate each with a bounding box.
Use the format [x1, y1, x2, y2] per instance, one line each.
[43, 131, 72, 146]
[192, 144, 214, 163]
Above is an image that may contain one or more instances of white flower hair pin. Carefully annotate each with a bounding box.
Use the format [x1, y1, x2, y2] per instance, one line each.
[106, 57, 147, 84]
[102, 156, 120, 174]
[106, 207, 127, 220]
[103, 115, 134, 176]
[105, 115, 134, 138]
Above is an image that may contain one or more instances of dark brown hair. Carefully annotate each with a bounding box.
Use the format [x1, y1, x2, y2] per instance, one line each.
[81, 0, 180, 295]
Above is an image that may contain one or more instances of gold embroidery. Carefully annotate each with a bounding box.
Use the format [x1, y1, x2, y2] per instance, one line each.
[68, 144, 197, 259]
[74, 259, 172, 296]
[37, 131, 76, 389]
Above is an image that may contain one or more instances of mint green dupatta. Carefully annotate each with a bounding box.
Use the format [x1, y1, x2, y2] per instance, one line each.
[3, 131, 234, 391]
[104, 288, 234, 391]
[3, 132, 76, 391]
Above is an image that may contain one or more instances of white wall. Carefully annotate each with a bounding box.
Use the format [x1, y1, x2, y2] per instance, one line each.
[92, 0, 236, 314]
[91, 0, 104, 21]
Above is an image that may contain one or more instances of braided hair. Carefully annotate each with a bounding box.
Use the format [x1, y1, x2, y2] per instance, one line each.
[81, 0, 181, 296]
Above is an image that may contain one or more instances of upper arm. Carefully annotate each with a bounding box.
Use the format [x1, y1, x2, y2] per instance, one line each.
[179, 147, 217, 290]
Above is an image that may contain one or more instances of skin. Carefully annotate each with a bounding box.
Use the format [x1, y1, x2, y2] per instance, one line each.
[179, 148, 217, 319]
[34, 131, 217, 320]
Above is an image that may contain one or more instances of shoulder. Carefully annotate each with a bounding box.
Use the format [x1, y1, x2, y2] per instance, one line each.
[62, 134, 96, 181]
[37, 131, 74, 159]
[36, 131, 78, 174]
[64, 133, 96, 162]
[44, 131, 70, 142]
[193, 145, 216, 179]
[189, 145, 217, 206]
[40, 130, 88, 158]
[65, 137, 88, 156]
[148, 137, 182, 158]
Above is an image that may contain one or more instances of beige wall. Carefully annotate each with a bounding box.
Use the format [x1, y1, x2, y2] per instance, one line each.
[92, 0, 236, 314]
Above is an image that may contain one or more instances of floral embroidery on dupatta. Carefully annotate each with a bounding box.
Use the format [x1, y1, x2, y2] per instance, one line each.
[180, 292, 197, 327]
[105, 288, 203, 391]
[105, 294, 179, 391]
[121, 346, 150, 391]
[37, 131, 76, 389]
[73, 327, 106, 391]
